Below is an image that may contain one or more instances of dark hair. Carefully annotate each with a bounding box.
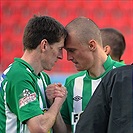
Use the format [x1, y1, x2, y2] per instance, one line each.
[23, 15, 67, 50]
[100, 28, 126, 59]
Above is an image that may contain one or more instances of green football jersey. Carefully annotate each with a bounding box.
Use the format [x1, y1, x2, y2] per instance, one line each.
[0, 58, 52, 133]
[61, 56, 125, 133]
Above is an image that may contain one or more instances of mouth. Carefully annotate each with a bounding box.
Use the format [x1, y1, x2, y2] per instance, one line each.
[55, 59, 58, 63]
[74, 62, 79, 68]
[73, 61, 78, 64]
[72, 60, 77, 64]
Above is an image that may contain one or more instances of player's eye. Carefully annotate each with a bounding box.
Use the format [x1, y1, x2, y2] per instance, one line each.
[68, 49, 75, 52]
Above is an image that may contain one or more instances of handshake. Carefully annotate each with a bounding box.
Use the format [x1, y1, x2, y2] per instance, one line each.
[45, 83, 68, 106]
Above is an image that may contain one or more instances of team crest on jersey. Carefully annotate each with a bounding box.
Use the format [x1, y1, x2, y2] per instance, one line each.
[19, 89, 36, 108]
[73, 95, 82, 101]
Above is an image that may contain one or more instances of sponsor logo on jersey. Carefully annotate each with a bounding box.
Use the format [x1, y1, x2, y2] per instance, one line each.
[73, 95, 82, 101]
[19, 89, 36, 108]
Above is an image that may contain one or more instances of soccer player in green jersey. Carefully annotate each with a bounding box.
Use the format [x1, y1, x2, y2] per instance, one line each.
[76, 64, 133, 133]
[101, 28, 126, 63]
[56, 17, 125, 133]
[0, 15, 68, 133]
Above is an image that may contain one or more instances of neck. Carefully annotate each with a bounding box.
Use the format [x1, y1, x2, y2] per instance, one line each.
[88, 65, 105, 77]
[88, 48, 108, 78]
[21, 50, 42, 75]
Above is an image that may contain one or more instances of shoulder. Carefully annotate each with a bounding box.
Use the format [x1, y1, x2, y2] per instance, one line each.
[3, 65, 34, 88]
[112, 60, 126, 68]
[65, 71, 87, 85]
[102, 64, 132, 84]
[108, 64, 132, 75]
[94, 65, 133, 99]
[40, 71, 51, 84]
[41, 71, 50, 79]
[7, 64, 31, 80]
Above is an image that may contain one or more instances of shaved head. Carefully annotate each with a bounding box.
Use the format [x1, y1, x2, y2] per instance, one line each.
[101, 28, 126, 60]
[65, 17, 102, 46]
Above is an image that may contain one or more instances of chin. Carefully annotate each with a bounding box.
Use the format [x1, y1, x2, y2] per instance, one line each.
[48, 67, 53, 71]
[44, 67, 52, 71]
[76, 68, 82, 71]
[76, 67, 86, 71]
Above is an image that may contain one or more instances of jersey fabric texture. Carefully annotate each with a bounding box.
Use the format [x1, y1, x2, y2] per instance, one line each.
[76, 64, 133, 133]
[0, 58, 52, 133]
[61, 56, 125, 132]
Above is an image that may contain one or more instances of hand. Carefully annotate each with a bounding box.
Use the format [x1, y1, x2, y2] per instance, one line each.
[46, 83, 67, 105]
[54, 83, 67, 107]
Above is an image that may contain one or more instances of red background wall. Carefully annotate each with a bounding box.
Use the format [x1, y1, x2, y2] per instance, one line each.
[1, 0, 133, 73]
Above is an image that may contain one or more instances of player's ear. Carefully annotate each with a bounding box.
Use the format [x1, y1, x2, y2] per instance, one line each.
[40, 39, 48, 52]
[88, 39, 96, 51]
[103, 45, 111, 55]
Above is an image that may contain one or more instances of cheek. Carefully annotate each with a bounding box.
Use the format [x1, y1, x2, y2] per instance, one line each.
[77, 52, 89, 61]
[52, 50, 59, 57]
[80, 53, 93, 66]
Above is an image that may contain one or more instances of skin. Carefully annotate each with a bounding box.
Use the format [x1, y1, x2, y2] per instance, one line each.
[21, 38, 65, 74]
[21, 38, 67, 133]
[100, 28, 126, 62]
[53, 31, 107, 133]
[47, 17, 108, 133]
[62, 20, 107, 132]
[46, 83, 69, 133]
[65, 31, 107, 78]
[65, 31, 94, 71]
[40, 38, 64, 71]
[103, 45, 120, 62]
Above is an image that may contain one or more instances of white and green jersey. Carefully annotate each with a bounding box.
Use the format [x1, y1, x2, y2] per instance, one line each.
[61, 56, 125, 133]
[0, 58, 52, 133]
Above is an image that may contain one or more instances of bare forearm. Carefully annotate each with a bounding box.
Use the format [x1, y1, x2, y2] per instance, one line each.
[41, 99, 63, 131]
[27, 99, 63, 133]
[44, 83, 67, 132]
[53, 112, 68, 133]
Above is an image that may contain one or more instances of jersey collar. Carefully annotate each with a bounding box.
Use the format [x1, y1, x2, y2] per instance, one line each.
[103, 55, 114, 70]
[14, 58, 34, 73]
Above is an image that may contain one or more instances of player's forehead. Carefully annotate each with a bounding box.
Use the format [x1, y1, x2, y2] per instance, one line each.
[65, 32, 80, 48]
[52, 37, 65, 48]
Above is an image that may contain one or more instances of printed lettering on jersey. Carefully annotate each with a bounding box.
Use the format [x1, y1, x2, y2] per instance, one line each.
[71, 111, 83, 125]
[19, 89, 36, 108]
